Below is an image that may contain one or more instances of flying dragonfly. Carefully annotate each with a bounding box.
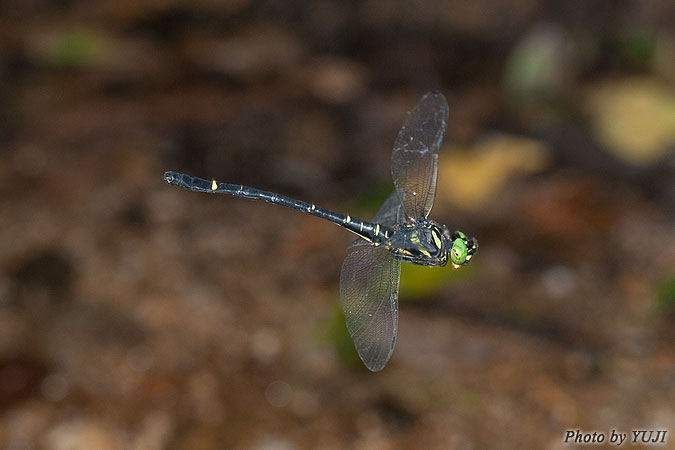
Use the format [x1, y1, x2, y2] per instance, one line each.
[163, 91, 478, 371]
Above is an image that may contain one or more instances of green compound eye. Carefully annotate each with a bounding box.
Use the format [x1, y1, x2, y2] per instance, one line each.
[450, 237, 468, 266]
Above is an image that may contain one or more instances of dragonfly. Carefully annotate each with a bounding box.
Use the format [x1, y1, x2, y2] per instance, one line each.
[163, 91, 477, 371]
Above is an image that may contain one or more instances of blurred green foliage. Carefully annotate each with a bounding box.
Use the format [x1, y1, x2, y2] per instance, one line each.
[351, 182, 395, 217]
[48, 30, 104, 68]
[655, 275, 675, 313]
[616, 31, 657, 67]
[324, 301, 363, 370]
[399, 262, 470, 300]
[503, 24, 568, 108]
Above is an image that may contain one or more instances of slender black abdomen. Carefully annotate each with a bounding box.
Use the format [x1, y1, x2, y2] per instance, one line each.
[163, 171, 392, 243]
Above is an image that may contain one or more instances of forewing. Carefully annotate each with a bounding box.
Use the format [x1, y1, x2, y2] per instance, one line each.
[339, 246, 401, 371]
[391, 91, 448, 221]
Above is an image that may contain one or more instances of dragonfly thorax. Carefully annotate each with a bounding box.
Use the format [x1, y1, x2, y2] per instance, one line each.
[386, 220, 448, 266]
[385, 220, 478, 269]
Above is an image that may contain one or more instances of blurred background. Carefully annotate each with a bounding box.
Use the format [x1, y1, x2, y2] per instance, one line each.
[1, 0, 674, 449]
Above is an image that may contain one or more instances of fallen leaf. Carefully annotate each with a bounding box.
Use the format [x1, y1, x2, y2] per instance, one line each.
[586, 77, 675, 166]
[438, 134, 550, 211]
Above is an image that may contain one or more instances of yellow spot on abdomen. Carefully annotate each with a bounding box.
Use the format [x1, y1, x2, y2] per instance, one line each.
[211, 179, 217, 190]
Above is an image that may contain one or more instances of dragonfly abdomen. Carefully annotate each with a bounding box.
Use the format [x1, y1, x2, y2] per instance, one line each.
[163, 171, 391, 243]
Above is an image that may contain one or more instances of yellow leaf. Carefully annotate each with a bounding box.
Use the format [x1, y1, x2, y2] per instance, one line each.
[586, 77, 675, 166]
[438, 134, 550, 211]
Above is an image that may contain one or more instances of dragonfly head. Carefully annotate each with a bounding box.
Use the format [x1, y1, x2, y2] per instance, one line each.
[442, 228, 478, 269]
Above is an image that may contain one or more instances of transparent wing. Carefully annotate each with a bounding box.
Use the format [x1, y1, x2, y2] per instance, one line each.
[339, 246, 401, 371]
[347, 190, 403, 249]
[372, 190, 404, 226]
[391, 91, 449, 221]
